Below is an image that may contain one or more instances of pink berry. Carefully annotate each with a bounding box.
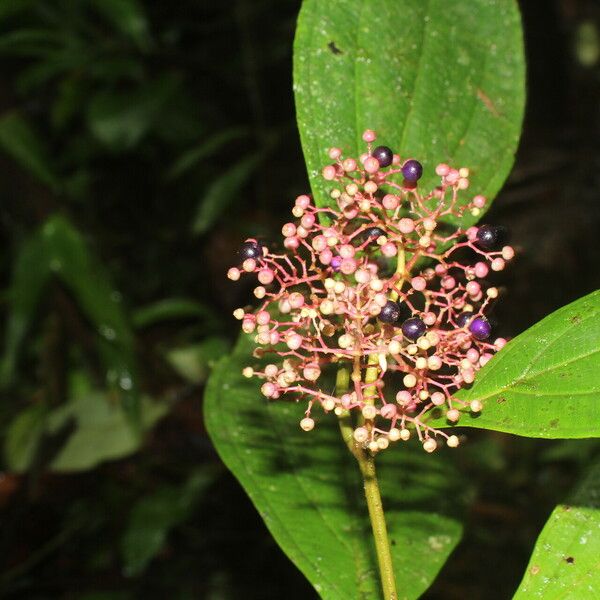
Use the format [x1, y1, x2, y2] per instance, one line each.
[362, 129, 376, 142]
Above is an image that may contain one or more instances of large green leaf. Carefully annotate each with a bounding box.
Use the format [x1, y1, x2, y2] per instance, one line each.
[294, 0, 525, 222]
[514, 458, 600, 598]
[205, 335, 468, 600]
[427, 290, 600, 438]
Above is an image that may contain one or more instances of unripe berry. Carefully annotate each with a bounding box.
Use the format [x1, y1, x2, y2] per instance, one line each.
[389, 428, 401, 441]
[300, 417, 315, 431]
[362, 405, 377, 419]
[354, 427, 369, 443]
[446, 408, 460, 422]
[447, 435, 460, 448]
[364, 156, 380, 173]
[423, 438, 437, 453]
[470, 399, 483, 412]
[431, 391, 445, 406]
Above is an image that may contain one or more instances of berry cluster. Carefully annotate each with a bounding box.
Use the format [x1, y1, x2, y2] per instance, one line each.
[228, 130, 513, 453]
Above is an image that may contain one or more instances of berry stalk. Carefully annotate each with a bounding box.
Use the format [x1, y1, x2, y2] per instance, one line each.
[336, 366, 398, 600]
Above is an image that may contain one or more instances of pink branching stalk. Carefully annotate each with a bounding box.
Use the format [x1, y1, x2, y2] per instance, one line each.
[228, 130, 514, 453]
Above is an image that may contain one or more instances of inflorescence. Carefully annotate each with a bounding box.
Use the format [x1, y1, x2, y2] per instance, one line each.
[228, 129, 514, 453]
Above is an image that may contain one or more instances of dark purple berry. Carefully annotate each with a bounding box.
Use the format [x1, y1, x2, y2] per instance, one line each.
[331, 256, 342, 272]
[378, 300, 402, 324]
[362, 226, 386, 241]
[457, 312, 474, 328]
[239, 240, 263, 260]
[401, 317, 426, 340]
[401, 159, 423, 182]
[469, 317, 492, 340]
[372, 146, 393, 168]
[475, 225, 507, 250]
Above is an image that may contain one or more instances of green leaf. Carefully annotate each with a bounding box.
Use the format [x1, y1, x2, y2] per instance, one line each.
[192, 154, 261, 235]
[205, 335, 468, 599]
[87, 75, 179, 152]
[165, 337, 230, 384]
[131, 297, 219, 329]
[40, 216, 141, 426]
[0, 112, 60, 190]
[121, 467, 217, 576]
[88, 0, 152, 50]
[47, 391, 168, 473]
[514, 459, 600, 598]
[4, 404, 47, 472]
[293, 0, 525, 223]
[427, 290, 600, 438]
[1, 215, 141, 429]
[0, 233, 52, 387]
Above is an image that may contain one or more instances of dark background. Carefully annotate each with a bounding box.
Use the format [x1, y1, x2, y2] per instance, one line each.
[0, 1, 598, 598]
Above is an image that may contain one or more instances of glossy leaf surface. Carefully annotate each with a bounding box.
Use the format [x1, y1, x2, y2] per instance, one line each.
[205, 335, 468, 599]
[514, 459, 600, 598]
[427, 290, 600, 438]
[294, 0, 525, 224]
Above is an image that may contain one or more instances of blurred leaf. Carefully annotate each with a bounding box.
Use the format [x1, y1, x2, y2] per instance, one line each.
[540, 440, 600, 464]
[0, 0, 34, 21]
[514, 459, 600, 598]
[192, 154, 261, 235]
[1, 215, 141, 429]
[0, 28, 64, 56]
[0, 234, 52, 387]
[88, 0, 152, 50]
[76, 593, 131, 600]
[87, 75, 180, 152]
[427, 290, 600, 438]
[294, 0, 525, 225]
[0, 112, 60, 190]
[166, 127, 249, 180]
[16, 49, 91, 94]
[121, 467, 217, 576]
[47, 391, 168, 472]
[132, 298, 219, 329]
[4, 404, 47, 472]
[51, 74, 87, 131]
[165, 337, 230, 384]
[205, 335, 469, 599]
[41, 215, 141, 426]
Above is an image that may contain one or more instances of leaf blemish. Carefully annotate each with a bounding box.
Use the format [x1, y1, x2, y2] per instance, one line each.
[476, 88, 500, 117]
[327, 41, 342, 55]
[570, 314, 582, 324]
[565, 556, 575, 564]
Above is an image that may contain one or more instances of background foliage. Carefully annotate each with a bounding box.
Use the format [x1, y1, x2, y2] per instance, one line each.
[0, 1, 598, 598]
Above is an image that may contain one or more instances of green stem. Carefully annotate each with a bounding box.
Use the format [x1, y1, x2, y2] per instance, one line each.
[336, 367, 398, 600]
[358, 453, 398, 600]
